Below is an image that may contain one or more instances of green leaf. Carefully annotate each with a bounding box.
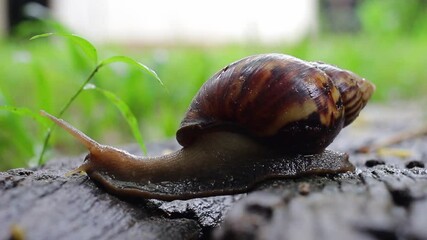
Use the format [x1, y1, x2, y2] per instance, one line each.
[30, 33, 98, 65]
[29, 33, 54, 40]
[100, 56, 164, 86]
[0, 105, 48, 127]
[84, 84, 147, 154]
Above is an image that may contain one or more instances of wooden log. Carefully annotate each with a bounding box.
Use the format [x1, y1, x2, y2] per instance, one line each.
[213, 165, 427, 240]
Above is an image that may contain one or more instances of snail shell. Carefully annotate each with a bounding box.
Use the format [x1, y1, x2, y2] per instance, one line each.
[42, 53, 375, 200]
[178, 54, 373, 153]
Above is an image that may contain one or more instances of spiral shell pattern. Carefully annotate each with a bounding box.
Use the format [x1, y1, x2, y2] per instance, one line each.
[177, 54, 374, 154]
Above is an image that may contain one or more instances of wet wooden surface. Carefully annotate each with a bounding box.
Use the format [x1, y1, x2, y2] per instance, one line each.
[1, 103, 427, 240]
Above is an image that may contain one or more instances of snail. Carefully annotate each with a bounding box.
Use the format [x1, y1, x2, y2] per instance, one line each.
[41, 53, 375, 201]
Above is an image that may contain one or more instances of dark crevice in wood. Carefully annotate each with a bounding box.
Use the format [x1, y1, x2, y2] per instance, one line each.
[360, 227, 399, 240]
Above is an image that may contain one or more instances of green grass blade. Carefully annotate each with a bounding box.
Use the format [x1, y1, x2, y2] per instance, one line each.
[84, 84, 147, 154]
[30, 33, 98, 65]
[29, 33, 54, 40]
[36, 65, 101, 166]
[67, 34, 98, 65]
[0, 105, 48, 127]
[100, 56, 163, 86]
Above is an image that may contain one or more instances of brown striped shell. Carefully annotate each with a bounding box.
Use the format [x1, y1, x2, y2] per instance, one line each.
[176, 54, 375, 154]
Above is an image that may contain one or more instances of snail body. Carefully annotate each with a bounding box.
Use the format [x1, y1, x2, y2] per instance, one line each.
[42, 53, 375, 201]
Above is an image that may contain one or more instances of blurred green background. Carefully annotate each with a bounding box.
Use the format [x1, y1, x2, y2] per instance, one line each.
[1, 0, 427, 170]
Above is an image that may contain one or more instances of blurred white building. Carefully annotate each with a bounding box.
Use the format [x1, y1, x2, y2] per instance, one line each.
[1, 0, 318, 45]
